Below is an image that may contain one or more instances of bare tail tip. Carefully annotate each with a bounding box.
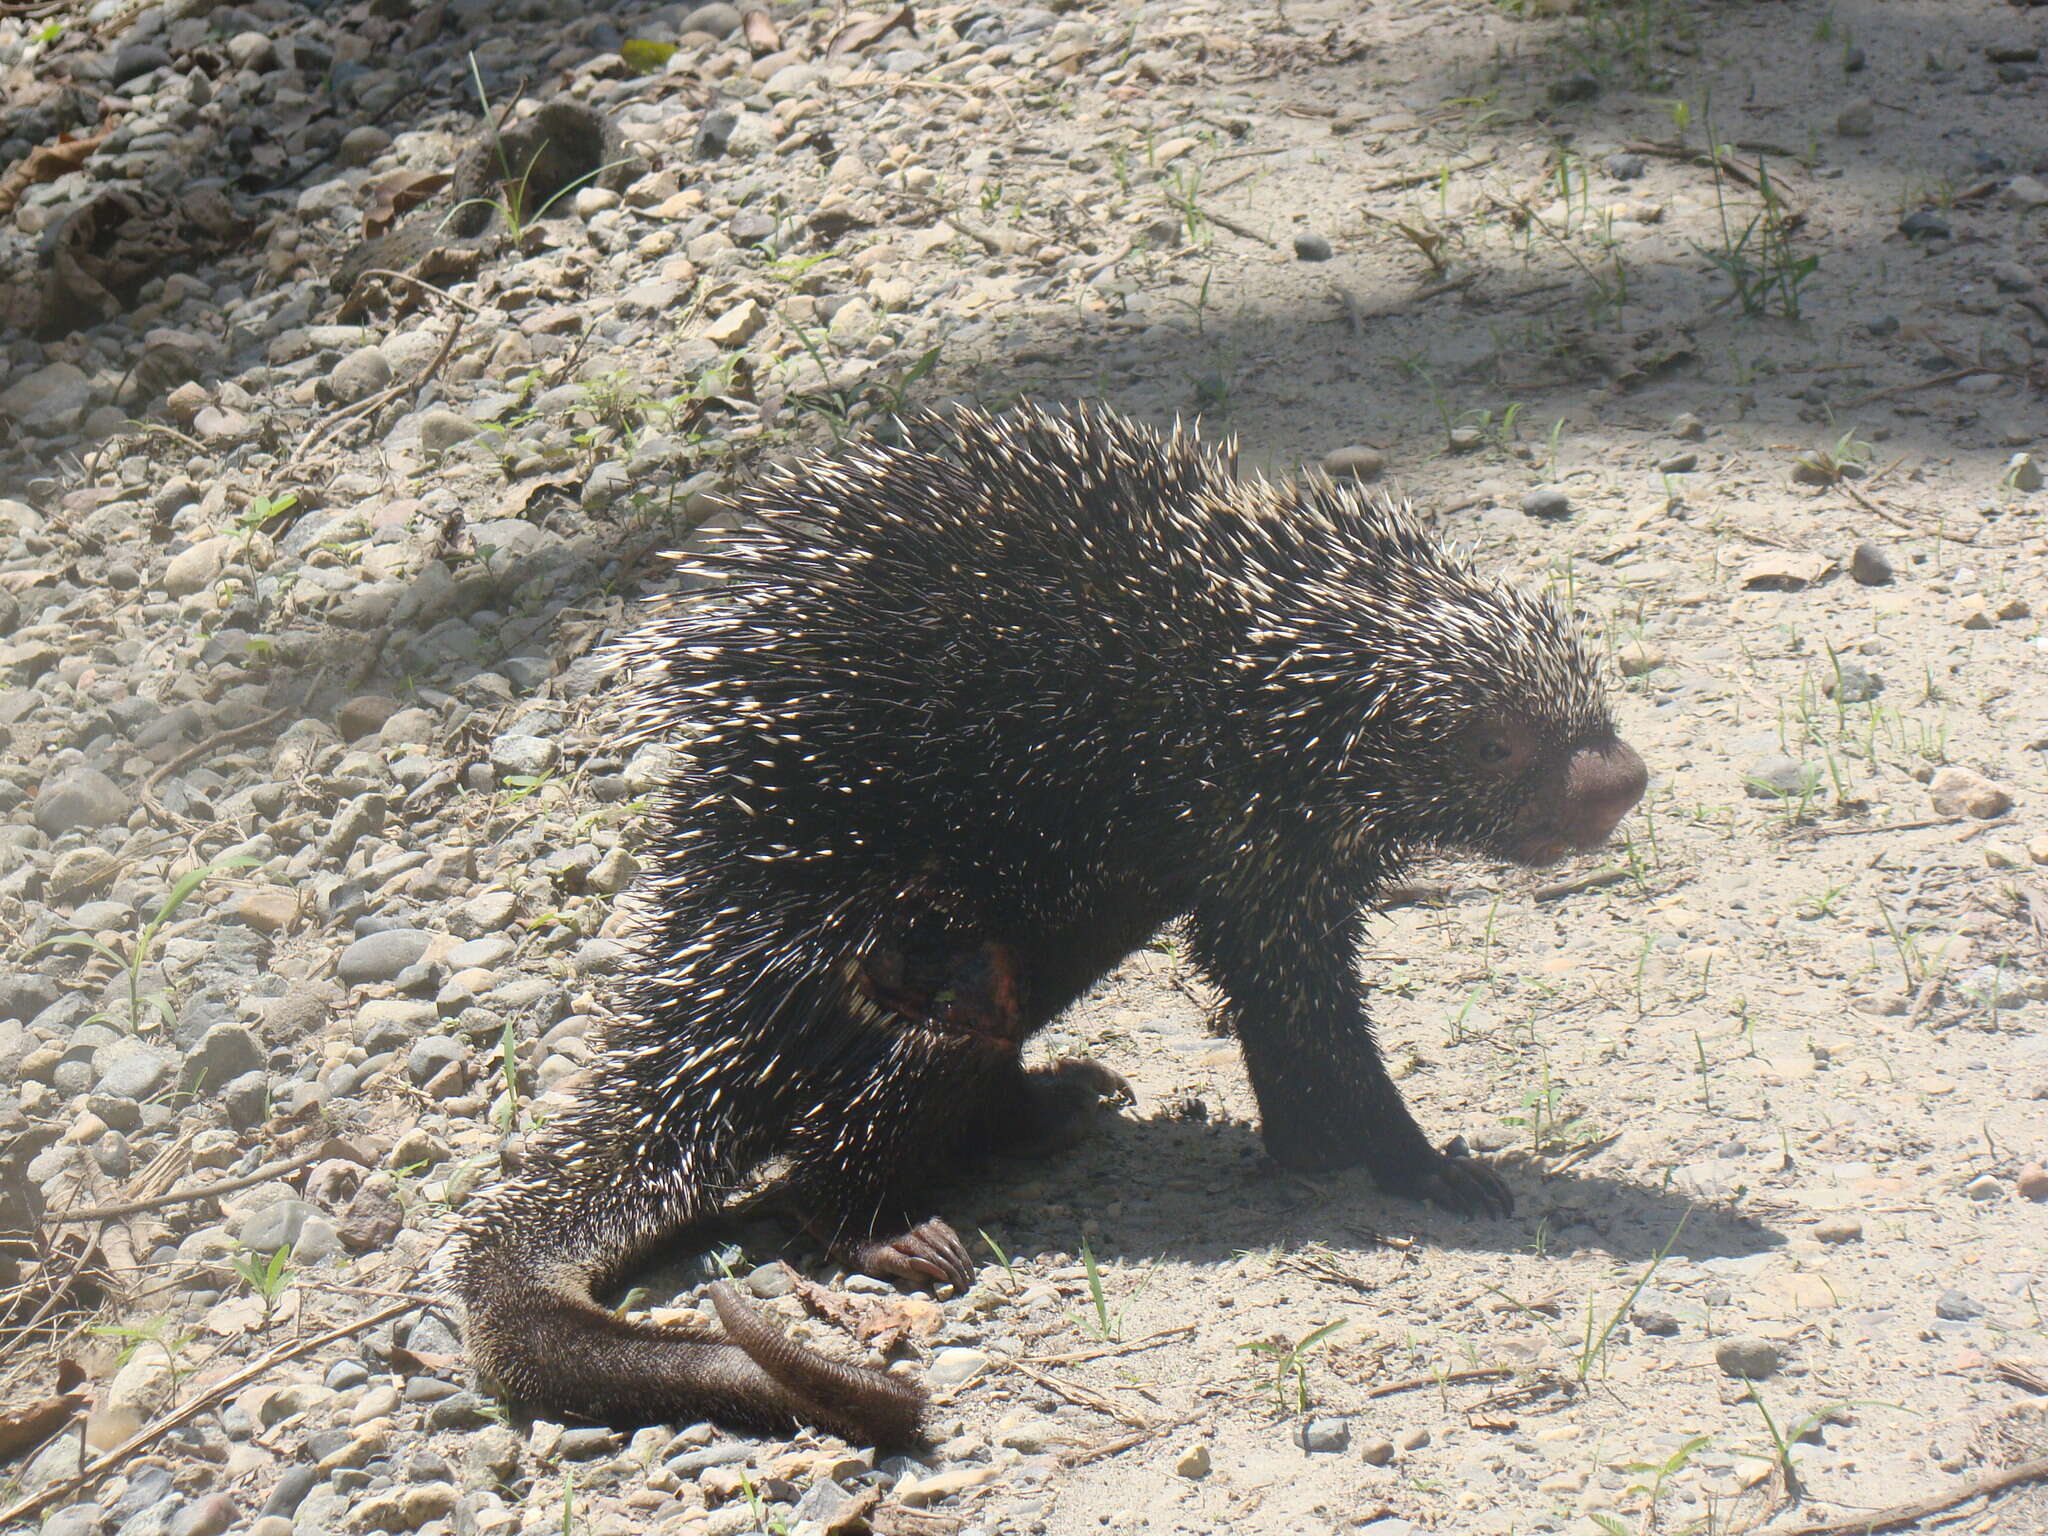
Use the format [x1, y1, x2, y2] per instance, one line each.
[708, 1279, 928, 1448]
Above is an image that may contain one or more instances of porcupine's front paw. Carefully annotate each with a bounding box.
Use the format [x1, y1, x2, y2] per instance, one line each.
[844, 1218, 976, 1292]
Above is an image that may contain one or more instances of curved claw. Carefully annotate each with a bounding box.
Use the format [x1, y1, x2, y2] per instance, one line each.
[1409, 1151, 1515, 1220]
[851, 1217, 975, 1291]
[1047, 1055, 1134, 1105]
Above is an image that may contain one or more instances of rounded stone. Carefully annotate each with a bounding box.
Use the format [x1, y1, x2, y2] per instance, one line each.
[1521, 485, 1571, 519]
[1322, 445, 1386, 481]
[34, 767, 129, 835]
[336, 929, 435, 987]
[1713, 1337, 1781, 1380]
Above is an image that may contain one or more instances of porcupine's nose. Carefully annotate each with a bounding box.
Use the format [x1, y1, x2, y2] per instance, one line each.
[1561, 736, 1647, 849]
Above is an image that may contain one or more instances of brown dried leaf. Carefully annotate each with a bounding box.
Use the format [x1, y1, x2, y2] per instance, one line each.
[1737, 552, 1834, 590]
[742, 7, 781, 53]
[0, 131, 108, 219]
[0, 1361, 88, 1463]
[827, 4, 916, 57]
[361, 169, 451, 240]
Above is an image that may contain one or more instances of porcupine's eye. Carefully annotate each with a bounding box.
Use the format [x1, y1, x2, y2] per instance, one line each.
[1476, 739, 1513, 767]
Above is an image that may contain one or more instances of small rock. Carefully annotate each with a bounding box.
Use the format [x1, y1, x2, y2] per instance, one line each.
[1633, 1309, 1680, 1336]
[1296, 1417, 1350, 1453]
[1934, 1288, 1984, 1321]
[744, 1262, 795, 1299]
[1447, 426, 1484, 454]
[705, 299, 764, 347]
[337, 695, 402, 741]
[1814, 1216, 1863, 1244]
[416, 410, 478, 452]
[1605, 152, 1646, 181]
[1835, 99, 1875, 136]
[163, 537, 232, 598]
[233, 888, 298, 933]
[1989, 261, 2036, 293]
[1614, 640, 1665, 677]
[1962, 1173, 2004, 1202]
[1322, 445, 1385, 480]
[1671, 412, 1706, 441]
[1929, 766, 2012, 819]
[1899, 208, 1950, 239]
[1822, 661, 1883, 703]
[490, 735, 559, 778]
[337, 929, 434, 986]
[34, 766, 130, 834]
[2002, 175, 2048, 210]
[2006, 453, 2043, 492]
[325, 346, 392, 404]
[1359, 1437, 1395, 1465]
[2015, 1163, 2048, 1201]
[187, 1024, 263, 1091]
[1174, 1442, 1211, 1478]
[926, 1348, 990, 1388]
[1657, 451, 1698, 474]
[1849, 541, 1894, 585]
[339, 125, 392, 166]
[1521, 485, 1571, 519]
[1293, 232, 1333, 262]
[1745, 756, 1820, 800]
[1714, 1337, 1781, 1380]
[0, 362, 91, 433]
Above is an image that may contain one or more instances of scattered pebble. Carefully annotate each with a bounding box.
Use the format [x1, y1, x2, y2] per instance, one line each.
[1293, 232, 1334, 262]
[1715, 1338, 1782, 1380]
[1521, 485, 1571, 519]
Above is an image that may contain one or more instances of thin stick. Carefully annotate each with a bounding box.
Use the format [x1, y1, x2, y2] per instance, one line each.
[999, 1355, 1151, 1427]
[0, 1299, 418, 1526]
[1532, 866, 1630, 902]
[1196, 204, 1275, 247]
[1033, 1324, 1195, 1366]
[1365, 1365, 1514, 1399]
[1753, 1454, 2048, 1536]
[140, 703, 298, 829]
[1363, 152, 1497, 195]
[45, 1145, 341, 1224]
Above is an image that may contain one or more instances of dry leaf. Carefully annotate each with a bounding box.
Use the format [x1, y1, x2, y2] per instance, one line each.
[827, 4, 916, 57]
[361, 169, 451, 240]
[0, 1361, 88, 1462]
[742, 8, 781, 53]
[0, 132, 109, 219]
[1737, 552, 1833, 590]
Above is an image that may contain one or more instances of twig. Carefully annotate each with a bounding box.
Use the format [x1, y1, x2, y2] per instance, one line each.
[1033, 1324, 1195, 1366]
[1531, 866, 1630, 902]
[1060, 1411, 1204, 1468]
[44, 1145, 345, 1224]
[1903, 973, 1943, 1027]
[0, 1299, 419, 1526]
[1792, 817, 1960, 841]
[998, 1355, 1151, 1427]
[288, 312, 465, 468]
[1752, 1454, 2048, 1536]
[1846, 368, 2000, 408]
[140, 703, 298, 829]
[1196, 204, 1275, 247]
[1365, 1365, 1515, 1399]
[1363, 152, 1496, 194]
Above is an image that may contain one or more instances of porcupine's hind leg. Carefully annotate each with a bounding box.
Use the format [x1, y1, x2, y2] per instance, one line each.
[442, 1059, 925, 1444]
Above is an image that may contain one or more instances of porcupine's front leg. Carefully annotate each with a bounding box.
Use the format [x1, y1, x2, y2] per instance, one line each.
[1185, 883, 1513, 1219]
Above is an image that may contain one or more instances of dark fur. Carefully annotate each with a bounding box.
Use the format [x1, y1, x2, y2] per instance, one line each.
[437, 404, 1645, 1443]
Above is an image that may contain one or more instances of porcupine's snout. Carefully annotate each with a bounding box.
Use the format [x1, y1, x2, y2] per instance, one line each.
[1558, 736, 1647, 850]
[1504, 735, 1647, 867]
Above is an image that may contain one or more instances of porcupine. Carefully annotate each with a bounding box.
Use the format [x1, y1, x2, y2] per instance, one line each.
[436, 403, 1648, 1445]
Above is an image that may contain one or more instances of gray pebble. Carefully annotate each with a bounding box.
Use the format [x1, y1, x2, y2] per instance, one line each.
[325, 346, 392, 405]
[337, 929, 434, 986]
[746, 1262, 796, 1299]
[1898, 208, 1950, 239]
[1359, 1437, 1395, 1465]
[96, 1043, 174, 1101]
[186, 1023, 263, 1091]
[1322, 445, 1386, 481]
[927, 1348, 990, 1387]
[1823, 661, 1883, 703]
[1297, 1417, 1350, 1453]
[1935, 1288, 1984, 1321]
[417, 409, 479, 453]
[490, 735, 559, 777]
[1744, 756, 1820, 799]
[239, 1198, 317, 1254]
[1714, 1337, 1781, 1380]
[34, 767, 130, 835]
[1849, 541, 1894, 585]
[1292, 232, 1333, 262]
[1657, 452, 1698, 474]
[1605, 152, 1646, 181]
[1521, 485, 1571, 519]
[1633, 1308, 1680, 1335]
